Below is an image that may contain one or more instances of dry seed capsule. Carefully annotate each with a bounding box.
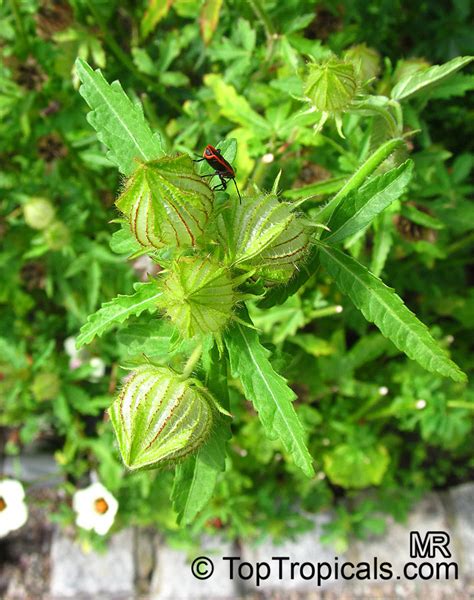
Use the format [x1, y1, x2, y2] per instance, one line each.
[109, 365, 214, 470]
[160, 256, 238, 340]
[116, 155, 213, 250]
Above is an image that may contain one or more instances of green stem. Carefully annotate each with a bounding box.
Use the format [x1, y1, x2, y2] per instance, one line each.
[181, 344, 203, 380]
[85, 1, 182, 114]
[315, 137, 405, 227]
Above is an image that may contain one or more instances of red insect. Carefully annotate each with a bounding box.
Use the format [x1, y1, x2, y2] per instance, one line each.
[195, 144, 242, 202]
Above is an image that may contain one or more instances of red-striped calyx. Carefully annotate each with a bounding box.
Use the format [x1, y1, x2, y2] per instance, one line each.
[108, 365, 216, 470]
[116, 155, 213, 250]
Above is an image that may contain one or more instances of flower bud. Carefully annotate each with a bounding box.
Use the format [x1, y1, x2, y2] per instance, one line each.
[23, 197, 55, 230]
[116, 155, 213, 250]
[305, 58, 357, 113]
[344, 44, 381, 83]
[159, 256, 238, 340]
[108, 365, 215, 469]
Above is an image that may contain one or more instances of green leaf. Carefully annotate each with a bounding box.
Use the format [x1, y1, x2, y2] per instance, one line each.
[225, 318, 314, 477]
[204, 74, 272, 137]
[317, 138, 405, 224]
[172, 345, 231, 524]
[370, 212, 394, 277]
[326, 161, 413, 244]
[77, 282, 163, 348]
[319, 244, 467, 382]
[75, 58, 164, 175]
[391, 56, 474, 101]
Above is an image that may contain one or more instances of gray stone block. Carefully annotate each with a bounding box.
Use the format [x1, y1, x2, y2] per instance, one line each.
[150, 536, 238, 600]
[49, 528, 134, 598]
[448, 482, 474, 576]
[240, 513, 343, 593]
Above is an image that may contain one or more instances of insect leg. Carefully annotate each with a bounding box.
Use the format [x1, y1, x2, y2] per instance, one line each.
[232, 178, 242, 203]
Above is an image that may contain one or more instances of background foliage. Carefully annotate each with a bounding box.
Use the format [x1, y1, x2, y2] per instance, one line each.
[1, 0, 473, 551]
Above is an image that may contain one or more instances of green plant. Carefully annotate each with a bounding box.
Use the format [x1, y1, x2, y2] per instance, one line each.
[74, 50, 471, 526]
[1, 1, 473, 552]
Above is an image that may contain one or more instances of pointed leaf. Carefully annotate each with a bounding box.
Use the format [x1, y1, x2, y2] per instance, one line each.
[326, 160, 413, 244]
[319, 244, 467, 382]
[77, 282, 163, 348]
[75, 58, 164, 175]
[391, 56, 474, 101]
[225, 319, 314, 477]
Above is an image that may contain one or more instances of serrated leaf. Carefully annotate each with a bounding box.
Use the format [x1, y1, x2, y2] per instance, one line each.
[77, 282, 163, 348]
[75, 58, 164, 175]
[319, 244, 467, 382]
[225, 318, 314, 477]
[172, 346, 231, 524]
[391, 56, 474, 101]
[326, 161, 413, 244]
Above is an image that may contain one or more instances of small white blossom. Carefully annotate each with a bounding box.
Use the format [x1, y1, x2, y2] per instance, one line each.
[88, 357, 106, 382]
[416, 399, 427, 410]
[261, 153, 274, 164]
[0, 479, 28, 538]
[379, 386, 389, 396]
[73, 482, 118, 536]
[64, 336, 79, 358]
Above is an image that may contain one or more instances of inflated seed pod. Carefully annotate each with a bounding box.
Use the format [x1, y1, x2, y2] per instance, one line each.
[116, 155, 213, 250]
[217, 192, 294, 265]
[109, 365, 214, 470]
[253, 215, 309, 284]
[160, 256, 238, 339]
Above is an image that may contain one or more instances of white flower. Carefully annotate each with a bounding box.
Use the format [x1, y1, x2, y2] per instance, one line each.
[72, 482, 118, 535]
[88, 357, 106, 382]
[0, 479, 28, 538]
[64, 336, 79, 358]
